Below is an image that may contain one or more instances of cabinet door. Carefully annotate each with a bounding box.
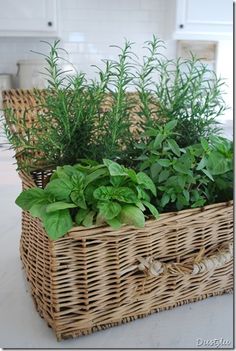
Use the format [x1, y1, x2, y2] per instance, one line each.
[0, 0, 57, 33]
[175, 0, 233, 40]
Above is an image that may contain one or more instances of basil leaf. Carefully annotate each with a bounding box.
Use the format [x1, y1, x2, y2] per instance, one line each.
[120, 205, 145, 228]
[46, 202, 77, 213]
[75, 208, 90, 225]
[70, 190, 87, 209]
[45, 178, 73, 201]
[82, 211, 95, 227]
[103, 159, 126, 176]
[97, 201, 121, 220]
[15, 188, 47, 211]
[42, 209, 73, 240]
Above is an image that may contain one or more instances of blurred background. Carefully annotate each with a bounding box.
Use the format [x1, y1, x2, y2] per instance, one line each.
[0, 0, 233, 132]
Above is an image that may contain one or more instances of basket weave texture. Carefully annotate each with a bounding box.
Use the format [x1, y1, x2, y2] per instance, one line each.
[3, 89, 234, 340]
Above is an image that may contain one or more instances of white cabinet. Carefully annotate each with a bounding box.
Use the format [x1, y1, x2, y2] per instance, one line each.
[0, 0, 57, 36]
[174, 0, 233, 40]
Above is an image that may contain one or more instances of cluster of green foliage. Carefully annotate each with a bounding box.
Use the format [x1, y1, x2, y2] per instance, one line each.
[16, 159, 158, 239]
[136, 120, 233, 211]
[4, 37, 233, 240]
[3, 36, 227, 170]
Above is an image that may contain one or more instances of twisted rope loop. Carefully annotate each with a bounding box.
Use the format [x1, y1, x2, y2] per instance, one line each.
[137, 242, 233, 277]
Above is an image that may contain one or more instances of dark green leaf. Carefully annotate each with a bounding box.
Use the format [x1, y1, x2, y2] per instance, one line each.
[158, 159, 171, 167]
[153, 134, 164, 148]
[202, 169, 214, 181]
[158, 170, 170, 183]
[160, 193, 170, 207]
[167, 139, 181, 157]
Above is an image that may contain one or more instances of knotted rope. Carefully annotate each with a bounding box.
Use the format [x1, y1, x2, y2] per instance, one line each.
[136, 241, 233, 277]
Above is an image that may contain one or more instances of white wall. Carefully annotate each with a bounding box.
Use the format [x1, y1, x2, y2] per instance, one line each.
[0, 0, 177, 85]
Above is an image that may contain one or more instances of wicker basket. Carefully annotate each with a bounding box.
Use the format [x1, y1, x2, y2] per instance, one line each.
[3, 90, 234, 341]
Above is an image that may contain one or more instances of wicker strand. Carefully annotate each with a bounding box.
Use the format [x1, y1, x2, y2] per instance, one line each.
[135, 241, 233, 277]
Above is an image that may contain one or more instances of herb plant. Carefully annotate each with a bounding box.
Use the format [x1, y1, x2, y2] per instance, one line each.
[15, 159, 158, 239]
[136, 121, 233, 211]
[3, 36, 227, 171]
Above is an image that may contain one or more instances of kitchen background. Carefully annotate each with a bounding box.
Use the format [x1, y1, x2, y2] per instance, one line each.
[0, 0, 233, 133]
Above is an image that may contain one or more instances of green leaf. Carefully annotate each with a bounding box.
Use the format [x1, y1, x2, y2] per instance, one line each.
[75, 208, 90, 225]
[103, 159, 126, 176]
[164, 120, 178, 132]
[177, 176, 186, 189]
[110, 175, 124, 187]
[160, 193, 170, 207]
[143, 201, 159, 219]
[136, 201, 146, 211]
[158, 159, 171, 167]
[158, 170, 170, 183]
[84, 168, 108, 187]
[196, 156, 207, 171]
[153, 134, 165, 148]
[82, 211, 95, 227]
[137, 172, 157, 196]
[70, 190, 87, 209]
[200, 138, 209, 151]
[97, 201, 121, 220]
[46, 202, 77, 213]
[43, 209, 73, 240]
[15, 188, 47, 211]
[183, 189, 190, 203]
[106, 217, 122, 229]
[94, 186, 138, 203]
[150, 163, 162, 179]
[167, 139, 181, 157]
[120, 205, 145, 228]
[45, 178, 73, 201]
[29, 203, 47, 219]
[202, 169, 214, 181]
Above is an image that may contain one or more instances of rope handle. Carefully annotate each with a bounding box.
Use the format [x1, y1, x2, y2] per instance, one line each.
[120, 241, 233, 277]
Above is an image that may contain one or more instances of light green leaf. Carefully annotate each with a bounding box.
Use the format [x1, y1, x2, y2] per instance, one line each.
[137, 172, 157, 196]
[46, 202, 77, 213]
[43, 209, 73, 240]
[106, 217, 122, 229]
[84, 168, 108, 187]
[120, 205, 145, 228]
[75, 208, 90, 225]
[200, 138, 209, 152]
[94, 186, 138, 203]
[15, 188, 47, 211]
[70, 190, 87, 209]
[45, 178, 73, 201]
[153, 134, 164, 148]
[82, 211, 95, 227]
[103, 159, 126, 176]
[143, 201, 159, 219]
[202, 169, 214, 181]
[164, 120, 178, 132]
[97, 201, 121, 220]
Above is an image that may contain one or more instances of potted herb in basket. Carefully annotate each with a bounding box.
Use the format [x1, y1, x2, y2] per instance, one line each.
[2, 37, 233, 340]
